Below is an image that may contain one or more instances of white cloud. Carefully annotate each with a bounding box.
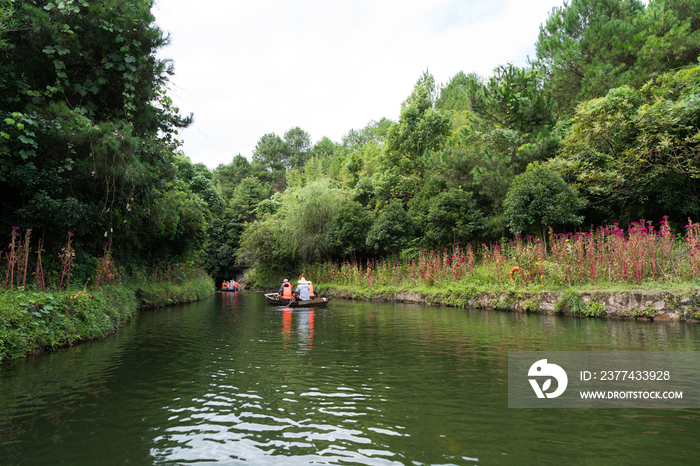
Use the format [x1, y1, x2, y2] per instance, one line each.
[153, 0, 564, 167]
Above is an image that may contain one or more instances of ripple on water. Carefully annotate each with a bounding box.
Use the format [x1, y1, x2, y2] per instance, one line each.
[3, 294, 700, 465]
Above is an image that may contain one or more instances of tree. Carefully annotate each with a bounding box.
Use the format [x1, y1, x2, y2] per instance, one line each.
[436, 71, 482, 113]
[504, 162, 585, 241]
[325, 201, 373, 262]
[549, 63, 700, 225]
[204, 175, 271, 277]
[284, 126, 311, 169]
[472, 64, 555, 137]
[424, 189, 484, 248]
[342, 118, 393, 152]
[635, 0, 700, 79]
[535, 0, 646, 113]
[237, 179, 351, 276]
[365, 201, 414, 256]
[535, 0, 700, 115]
[0, 0, 195, 267]
[386, 71, 452, 172]
[0, 0, 15, 51]
[252, 132, 290, 172]
[213, 154, 254, 199]
[310, 136, 340, 159]
[174, 155, 225, 215]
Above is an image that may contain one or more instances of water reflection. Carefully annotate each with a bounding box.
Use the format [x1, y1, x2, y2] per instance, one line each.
[1, 293, 700, 465]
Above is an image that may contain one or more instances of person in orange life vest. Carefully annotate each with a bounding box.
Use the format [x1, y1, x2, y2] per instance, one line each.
[233, 280, 239, 290]
[279, 279, 293, 298]
[308, 280, 316, 299]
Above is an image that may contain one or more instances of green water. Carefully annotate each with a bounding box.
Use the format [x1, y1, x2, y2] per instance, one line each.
[1, 291, 699, 465]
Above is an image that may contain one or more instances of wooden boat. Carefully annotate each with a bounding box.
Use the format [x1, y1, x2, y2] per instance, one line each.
[264, 293, 330, 307]
[219, 281, 239, 292]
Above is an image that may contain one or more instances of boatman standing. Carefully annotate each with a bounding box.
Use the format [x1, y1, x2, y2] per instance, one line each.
[295, 277, 311, 301]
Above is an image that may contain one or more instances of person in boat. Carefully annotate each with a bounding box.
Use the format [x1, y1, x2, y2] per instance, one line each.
[295, 277, 311, 301]
[279, 279, 293, 300]
[308, 280, 316, 299]
[233, 280, 239, 291]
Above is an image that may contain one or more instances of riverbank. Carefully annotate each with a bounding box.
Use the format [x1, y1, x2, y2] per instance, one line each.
[312, 283, 700, 323]
[0, 274, 215, 362]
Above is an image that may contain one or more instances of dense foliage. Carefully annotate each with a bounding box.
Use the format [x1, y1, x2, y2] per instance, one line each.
[2, 0, 700, 289]
[0, 0, 219, 285]
[210, 0, 700, 284]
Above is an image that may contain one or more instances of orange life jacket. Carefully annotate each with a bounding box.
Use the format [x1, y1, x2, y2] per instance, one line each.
[281, 282, 293, 298]
[308, 282, 315, 298]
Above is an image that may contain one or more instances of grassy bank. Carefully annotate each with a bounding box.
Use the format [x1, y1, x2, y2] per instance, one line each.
[279, 219, 700, 321]
[312, 280, 700, 322]
[0, 273, 215, 362]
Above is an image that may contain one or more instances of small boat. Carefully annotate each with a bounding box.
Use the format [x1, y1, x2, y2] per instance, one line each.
[264, 293, 330, 307]
[220, 281, 239, 292]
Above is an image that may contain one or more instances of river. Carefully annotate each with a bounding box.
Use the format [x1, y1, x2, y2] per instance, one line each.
[1, 291, 699, 465]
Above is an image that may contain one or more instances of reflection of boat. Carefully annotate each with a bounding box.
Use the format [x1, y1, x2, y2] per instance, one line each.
[264, 293, 330, 307]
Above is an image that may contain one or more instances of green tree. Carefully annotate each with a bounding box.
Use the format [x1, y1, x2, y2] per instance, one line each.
[636, 0, 700, 79]
[0, 0, 194, 267]
[174, 155, 225, 215]
[424, 189, 484, 248]
[284, 126, 312, 169]
[342, 118, 393, 152]
[535, 0, 700, 115]
[365, 201, 414, 256]
[237, 179, 351, 276]
[535, 0, 646, 112]
[0, 0, 15, 50]
[204, 176, 271, 277]
[325, 201, 373, 262]
[472, 64, 555, 138]
[504, 162, 585, 240]
[550, 63, 700, 225]
[386, 71, 452, 172]
[213, 154, 272, 199]
[252, 132, 290, 172]
[436, 71, 482, 113]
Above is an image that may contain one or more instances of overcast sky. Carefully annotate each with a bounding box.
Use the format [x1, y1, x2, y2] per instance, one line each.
[153, 0, 564, 168]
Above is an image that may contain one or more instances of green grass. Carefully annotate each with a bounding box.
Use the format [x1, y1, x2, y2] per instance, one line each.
[0, 273, 215, 362]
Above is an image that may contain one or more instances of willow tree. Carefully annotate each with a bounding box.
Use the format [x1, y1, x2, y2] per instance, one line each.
[237, 179, 353, 276]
